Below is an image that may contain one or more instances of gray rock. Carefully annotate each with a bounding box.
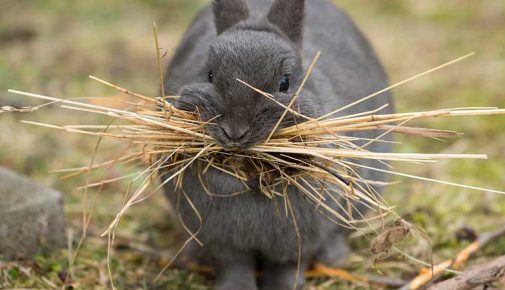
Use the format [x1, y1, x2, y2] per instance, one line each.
[0, 166, 65, 260]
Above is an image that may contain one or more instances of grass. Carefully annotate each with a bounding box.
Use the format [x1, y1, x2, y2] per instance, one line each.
[1, 0, 505, 289]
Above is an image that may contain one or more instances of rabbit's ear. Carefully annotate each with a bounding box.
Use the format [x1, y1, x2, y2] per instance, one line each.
[267, 0, 305, 45]
[213, 0, 249, 34]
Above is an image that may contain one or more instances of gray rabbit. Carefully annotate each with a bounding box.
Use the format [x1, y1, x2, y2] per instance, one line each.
[163, 0, 393, 289]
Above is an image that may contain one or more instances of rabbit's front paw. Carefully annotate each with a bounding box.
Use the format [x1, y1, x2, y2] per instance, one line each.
[214, 252, 257, 290]
[316, 232, 350, 267]
[259, 260, 306, 290]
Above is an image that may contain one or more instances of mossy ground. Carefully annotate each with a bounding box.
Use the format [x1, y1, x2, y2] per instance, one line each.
[1, 1, 504, 289]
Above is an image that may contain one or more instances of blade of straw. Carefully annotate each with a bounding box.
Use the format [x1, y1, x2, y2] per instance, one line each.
[266, 51, 321, 142]
[316, 52, 476, 121]
[89, 76, 156, 103]
[344, 160, 505, 195]
[236, 78, 313, 121]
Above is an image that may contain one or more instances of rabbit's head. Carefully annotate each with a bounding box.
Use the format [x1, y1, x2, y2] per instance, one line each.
[177, 0, 313, 150]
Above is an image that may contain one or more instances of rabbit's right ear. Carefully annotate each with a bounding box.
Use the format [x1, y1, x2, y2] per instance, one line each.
[213, 0, 249, 34]
[267, 0, 305, 45]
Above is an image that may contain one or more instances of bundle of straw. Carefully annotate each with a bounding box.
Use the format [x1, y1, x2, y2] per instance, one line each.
[6, 53, 505, 238]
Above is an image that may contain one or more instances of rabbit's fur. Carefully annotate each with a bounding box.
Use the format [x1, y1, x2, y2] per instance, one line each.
[163, 0, 393, 289]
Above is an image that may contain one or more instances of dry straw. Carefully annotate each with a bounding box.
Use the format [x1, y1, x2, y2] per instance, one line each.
[7, 52, 505, 235]
[5, 51, 505, 287]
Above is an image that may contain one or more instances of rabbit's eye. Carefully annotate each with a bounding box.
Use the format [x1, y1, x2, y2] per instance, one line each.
[279, 74, 290, 93]
[208, 71, 213, 83]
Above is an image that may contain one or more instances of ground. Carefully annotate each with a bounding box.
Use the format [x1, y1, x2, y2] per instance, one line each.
[1, 0, 505, 289]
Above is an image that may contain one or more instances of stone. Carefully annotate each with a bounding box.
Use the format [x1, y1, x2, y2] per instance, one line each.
[0, 166, 65, 260]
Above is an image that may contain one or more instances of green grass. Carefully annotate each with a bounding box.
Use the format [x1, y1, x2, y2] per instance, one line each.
[1, 0, 505, 289]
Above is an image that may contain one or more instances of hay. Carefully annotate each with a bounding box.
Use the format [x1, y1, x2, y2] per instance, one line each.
[7, 54, 505, 235]
[6, 51, 505, 287]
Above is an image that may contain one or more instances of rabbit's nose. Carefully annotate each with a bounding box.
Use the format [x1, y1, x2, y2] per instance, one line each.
[221, 125, 250, 142]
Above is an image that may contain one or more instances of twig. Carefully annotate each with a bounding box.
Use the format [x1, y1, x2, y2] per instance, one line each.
[305, 263, 407, 288]
[0, 105, 39, 113]
[427, 255, 505, 290]
[266, 51, 321, 141]
[400, 225, 505, 290]
[153, 21, 167, 113]
[316, 52, 476, 120]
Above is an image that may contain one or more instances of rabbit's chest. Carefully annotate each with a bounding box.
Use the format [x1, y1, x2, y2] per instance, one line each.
[168, 167, 333, 259]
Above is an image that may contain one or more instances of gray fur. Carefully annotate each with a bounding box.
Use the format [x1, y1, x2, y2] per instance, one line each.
[267, 0, 305, 45]
[163, 0, 393, 289]
[213, 0, 250, 34]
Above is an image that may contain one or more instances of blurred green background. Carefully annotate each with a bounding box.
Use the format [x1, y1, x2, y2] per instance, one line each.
[1, 0, 504, 289]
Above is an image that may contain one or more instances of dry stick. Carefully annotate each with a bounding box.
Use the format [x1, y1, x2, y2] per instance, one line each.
[154, 187, 205, 282]
[400, 225, 505, 290]
[107, 231, 116, 290]
[0, 100, 63, 113]
[8, 89, 138, 116]
[89, 76, 158, 104]
[236, 78, 313, 121]
[343, 160, 505, 195]
[81, 122, 134, 290]
[176, 188, 205, 247]
[305, 264, 407, 288]
[101, 144, 212, 237]
[316, 52, 476, 121]
[153, 21, 167, 113]
[285, 192, 302, 290]
[271, 152, 392, 212]
[65, 228, 74, 287]
[69, 120, 114, 277]
[76, 173, 139, 190]
[426, 255, 505, 290]
[266, 51, 321, 142]
[59, 154, 142, 180]
[378, 125, 462, 138]
[359, 115, 417, 150]
[280, 170, 386, 229]
[334, 103, 391, 121]
[113, 155, 168, 214]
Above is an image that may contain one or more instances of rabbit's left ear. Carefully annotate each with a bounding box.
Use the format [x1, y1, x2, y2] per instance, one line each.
[213, 0, 250, 34]
[267, 0, 305, 45]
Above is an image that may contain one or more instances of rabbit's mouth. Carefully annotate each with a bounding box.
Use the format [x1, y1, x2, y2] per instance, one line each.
[216, 136, 266, 152]
[218, 141, 258, 152]
[207, 125, 263, 152]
